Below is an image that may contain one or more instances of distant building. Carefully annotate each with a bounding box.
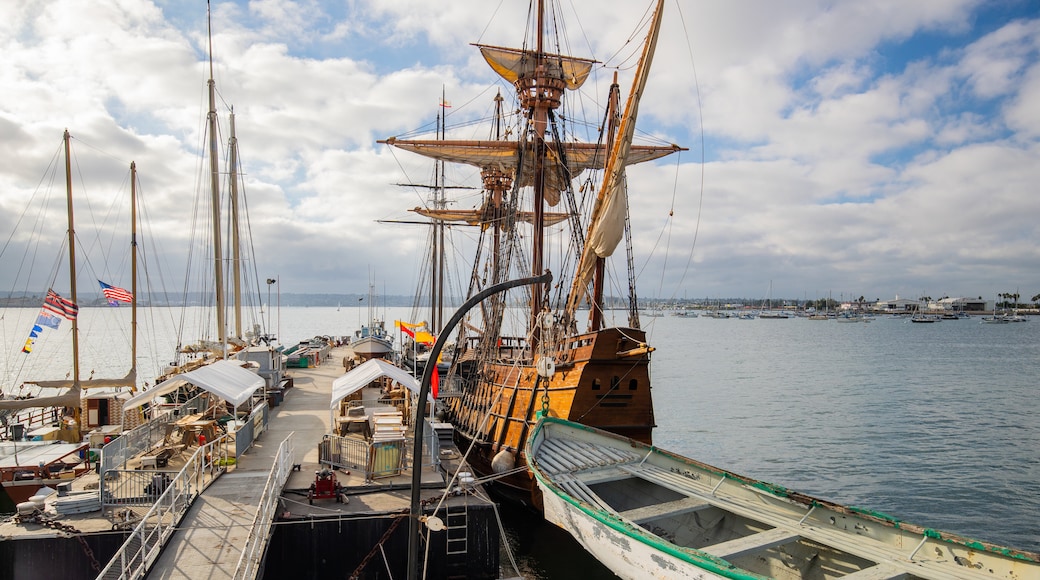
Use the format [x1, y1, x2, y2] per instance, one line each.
[934, 297, 987, 312]
[875, 297, 922, 312]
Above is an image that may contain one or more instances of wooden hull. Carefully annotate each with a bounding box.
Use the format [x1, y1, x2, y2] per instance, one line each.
[527, 417, 1040, 580]
[447, 326, 655, 505]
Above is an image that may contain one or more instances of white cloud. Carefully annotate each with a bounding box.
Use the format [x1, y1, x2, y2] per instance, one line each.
[0, 0, 1037, 309]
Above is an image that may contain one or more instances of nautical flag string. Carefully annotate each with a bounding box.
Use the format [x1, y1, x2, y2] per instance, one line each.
[22, 324, 44, 353]
[98, 280, 133, 304]
[43, 289, 79, 320]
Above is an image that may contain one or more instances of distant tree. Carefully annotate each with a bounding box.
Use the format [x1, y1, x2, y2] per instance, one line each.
[1032, 293, 1040, 307]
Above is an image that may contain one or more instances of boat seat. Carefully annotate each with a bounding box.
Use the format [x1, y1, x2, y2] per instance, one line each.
[557, 474, 613, 513]
[700, 527, 800, 560]
[838, 563, 907, 580]
[619, 497, 711, 524]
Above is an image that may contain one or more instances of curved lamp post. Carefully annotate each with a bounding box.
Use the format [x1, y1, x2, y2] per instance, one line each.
[407, 271, 552, 580]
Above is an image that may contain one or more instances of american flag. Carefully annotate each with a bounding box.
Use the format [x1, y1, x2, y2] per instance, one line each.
[43, 289, 79, 320]
[98, 280, 133, 303]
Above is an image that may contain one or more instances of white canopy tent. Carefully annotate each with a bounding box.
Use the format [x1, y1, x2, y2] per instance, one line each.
[330, 358, 430, 410]
[123, 360, 266, 411]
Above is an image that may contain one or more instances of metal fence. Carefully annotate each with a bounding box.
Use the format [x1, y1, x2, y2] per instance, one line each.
[94, 434, 229, 580]
[234, 402, 269, 457]
[318, 429, 438, 481]
[231, 432, 295, 580]
[99, 394, 207, 504]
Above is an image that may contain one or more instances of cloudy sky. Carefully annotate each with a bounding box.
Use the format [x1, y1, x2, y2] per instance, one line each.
[2, 0, 1038, 305]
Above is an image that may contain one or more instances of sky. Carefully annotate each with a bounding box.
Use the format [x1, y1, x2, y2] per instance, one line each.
[1, 0, 1038, 305]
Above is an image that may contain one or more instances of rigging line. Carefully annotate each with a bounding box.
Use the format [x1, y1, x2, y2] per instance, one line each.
[474, 0, 508, 45]
[669, 0, 706, 294]
[382, 145, 430, 210]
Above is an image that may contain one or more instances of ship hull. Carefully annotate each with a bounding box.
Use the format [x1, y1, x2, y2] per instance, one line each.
[447, 326, 655, 506]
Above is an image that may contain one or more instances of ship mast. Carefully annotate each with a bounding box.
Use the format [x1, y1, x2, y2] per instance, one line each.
[206, 1, 227, 352]
[63, 130, 81, 392]
[229, 108, 243, 339]
[130, 162, 139, 379]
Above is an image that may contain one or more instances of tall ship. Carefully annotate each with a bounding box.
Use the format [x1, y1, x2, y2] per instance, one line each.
[381, 0, 684, 505]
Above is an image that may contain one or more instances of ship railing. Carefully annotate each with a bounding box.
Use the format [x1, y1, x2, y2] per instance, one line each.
[0, 406, 61, 440]
[231, 432, 295, 580]
[95, 433, 230, 580]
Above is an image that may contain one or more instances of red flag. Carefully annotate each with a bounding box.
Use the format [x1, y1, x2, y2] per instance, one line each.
[430, 367, 439, 399]
[43, 289, 79, 320]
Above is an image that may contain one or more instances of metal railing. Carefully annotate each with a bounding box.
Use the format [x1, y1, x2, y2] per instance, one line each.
[94, 434, 230, 580]
[319, 430, 437, 480]
[231, 432, 295, 580]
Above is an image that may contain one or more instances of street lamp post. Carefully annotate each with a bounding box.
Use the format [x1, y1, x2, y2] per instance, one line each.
[266, 278, 276, 339]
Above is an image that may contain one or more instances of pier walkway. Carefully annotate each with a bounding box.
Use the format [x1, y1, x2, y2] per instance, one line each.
[146, 346, 351, 579]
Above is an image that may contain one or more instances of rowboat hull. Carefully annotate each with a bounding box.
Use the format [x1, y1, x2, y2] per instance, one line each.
[527, 416, 1039, 580]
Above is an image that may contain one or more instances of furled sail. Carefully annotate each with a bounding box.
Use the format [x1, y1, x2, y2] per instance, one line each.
[411, 207, 570, 228]
[568, 0, 669, 315]
[476, 44, 595, 90]
[379, 138, 679, 207]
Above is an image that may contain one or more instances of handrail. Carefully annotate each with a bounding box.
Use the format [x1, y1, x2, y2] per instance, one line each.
[231, 432, 295, 580]
[94, 434, 230, 580]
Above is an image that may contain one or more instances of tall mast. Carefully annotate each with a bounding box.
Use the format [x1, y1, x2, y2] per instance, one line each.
[63, 130, 81, 388]
[206, 1, 227, 351]
[527, 0, 557, 342]
[433, 89, 447, 334]
[591, 73, 621, 331]
[130, 161, 139, 377]
[229, 108, 243, 339]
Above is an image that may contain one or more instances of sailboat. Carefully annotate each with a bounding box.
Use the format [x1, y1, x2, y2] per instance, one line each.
[757, 280, 789, 319]
[144, 5, 282, 411]
[1, 132, 139, 506]
[380, 0, 683, 505]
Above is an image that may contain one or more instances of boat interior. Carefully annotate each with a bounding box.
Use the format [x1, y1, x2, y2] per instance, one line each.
[533, 429, 1029, 580]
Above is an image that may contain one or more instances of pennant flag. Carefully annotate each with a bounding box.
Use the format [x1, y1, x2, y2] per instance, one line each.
[30, 325, 42, 337]
[400, 324, 416, 339]
[22, 337, 35, 354]
[43, 289, 79, 320]
[36, 312, 61, 329]
[98, 280, 133, 303]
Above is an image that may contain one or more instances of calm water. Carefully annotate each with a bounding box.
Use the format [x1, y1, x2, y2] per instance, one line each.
[4, 307, 1038, 576]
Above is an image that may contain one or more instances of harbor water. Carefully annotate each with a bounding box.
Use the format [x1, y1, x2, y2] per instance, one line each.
[3, 306, 1038, 578]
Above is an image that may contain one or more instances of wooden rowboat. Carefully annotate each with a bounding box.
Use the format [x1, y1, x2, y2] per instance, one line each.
[526, 416, 1039, 580]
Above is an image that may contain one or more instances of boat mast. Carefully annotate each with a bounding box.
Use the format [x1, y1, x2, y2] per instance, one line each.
[526, 0, 558, 344]
[590, 73, 621, 332]
[63, 130, 81, 389]
[206, 1, 227, 352]
[433, 89, 446, 334]
[229, 107, 243, 339]
[130, 161, 139, 379]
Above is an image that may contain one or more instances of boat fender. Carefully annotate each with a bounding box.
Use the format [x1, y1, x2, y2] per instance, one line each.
[492, 449, 515, 473]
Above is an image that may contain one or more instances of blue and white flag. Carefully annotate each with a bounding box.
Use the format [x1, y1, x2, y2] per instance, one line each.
[36, 312, 61, 329]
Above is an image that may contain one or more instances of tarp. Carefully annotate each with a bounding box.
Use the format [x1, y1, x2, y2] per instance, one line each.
[122, 360, 264, 411]
[330, 358, 430, 409]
